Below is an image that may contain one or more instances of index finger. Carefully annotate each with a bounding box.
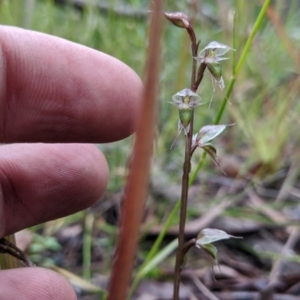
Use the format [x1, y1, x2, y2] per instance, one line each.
[0, 26, 142, 143]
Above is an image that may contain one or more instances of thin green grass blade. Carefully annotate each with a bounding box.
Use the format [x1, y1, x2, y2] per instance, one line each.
[128, 239, 178, 300]
[214, 0, 271, 125]
[83, 211, 94, 280]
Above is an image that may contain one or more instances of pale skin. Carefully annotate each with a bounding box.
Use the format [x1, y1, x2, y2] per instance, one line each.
[0, 26, 142, 299]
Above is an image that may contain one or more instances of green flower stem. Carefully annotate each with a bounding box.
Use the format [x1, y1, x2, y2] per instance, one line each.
[232, 11, 237, 76]
[214, 77, 236, 125]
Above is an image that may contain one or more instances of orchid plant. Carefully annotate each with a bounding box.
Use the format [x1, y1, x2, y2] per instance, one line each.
[164, 11, 239, 300]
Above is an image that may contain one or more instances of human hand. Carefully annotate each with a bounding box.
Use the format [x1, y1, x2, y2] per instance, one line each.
[0, 26, 142, 299]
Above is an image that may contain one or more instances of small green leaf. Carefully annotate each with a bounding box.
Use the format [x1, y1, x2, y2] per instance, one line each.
[201, 243, 218, 262]
[199, 243, 220, 280]
[196, 228, 242, 246]
[195, 229, 242, 279]
[207, 63, 225, 91]
[198, 125, 227, 144]
[202, 144, 216, 155]
[179, 108, 193, 128]
[207, 63, 222, 81]
[202, 144, 218, 161]
[202, 145, 227, 174]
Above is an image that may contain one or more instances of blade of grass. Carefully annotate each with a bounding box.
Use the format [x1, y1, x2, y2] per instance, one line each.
[107, 2, 163, 299]
[51, 265, 107, 296]
[215, 0, 272, 125]
[128, 238, 178, 299]
[83, 210, 94, 280]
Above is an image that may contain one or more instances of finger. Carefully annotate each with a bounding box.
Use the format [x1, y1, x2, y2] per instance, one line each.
[0, 268, 77, 300]
[0, 143, 108, 237]
[0, 26, 142, 143]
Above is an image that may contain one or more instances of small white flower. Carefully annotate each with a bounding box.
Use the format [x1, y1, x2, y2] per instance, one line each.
[194, 42, 234, 104]
[170, 88, 203, 109]
[195, 41, 234, 64]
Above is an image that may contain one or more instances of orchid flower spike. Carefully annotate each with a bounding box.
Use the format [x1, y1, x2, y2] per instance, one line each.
[169, 88, 204, 148]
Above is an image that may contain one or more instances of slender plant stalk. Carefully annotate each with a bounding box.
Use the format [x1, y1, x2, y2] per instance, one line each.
[173, 29, 206, 300]
[173, 119, 193, 300]
[107, 2, 163, 300]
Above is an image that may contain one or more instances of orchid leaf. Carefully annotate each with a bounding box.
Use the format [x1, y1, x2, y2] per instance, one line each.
[195, 229, 242, 278]
[202, 144, 217, 160]
[202, 145, 227, 174]
[201, 243, 218, 262]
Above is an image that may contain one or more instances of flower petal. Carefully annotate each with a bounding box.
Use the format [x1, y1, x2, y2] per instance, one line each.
[196, 228, 242, 245]
[198, 125, 227, 144]
[201, 41, 234, 56]
[164, 12, 190, 29]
